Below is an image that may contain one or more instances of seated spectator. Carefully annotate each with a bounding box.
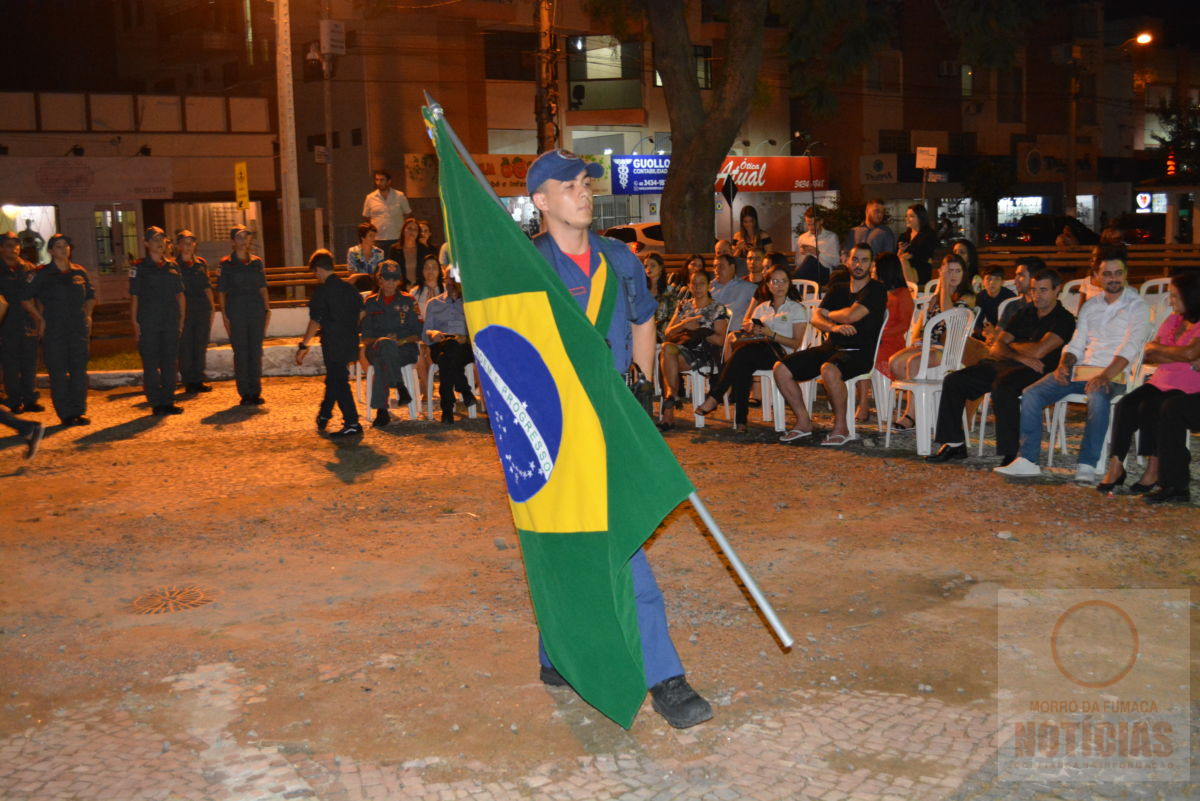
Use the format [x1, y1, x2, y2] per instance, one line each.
[1098, 271, 1200, 501]
[347, 222, 385, 278]
[889, 253, 977, 431]
[991, 256, 1042, 335]
[657, 270, 729, 430]
[732, 205, 772, 260]
[855, 252, 914, 424]
[360, 261, 423, 427]
[670, 253, 708, 294]
[388, 218, 436, 287]
[714, 238, 747, 278]
[1056, 225, 1079, 249]
[794, 206, 839, 285]
[422, 264, 475, 424]
[949, 238, 980, 293]
[695, 266, 807, 431]
[710, 253, 758, 333]
[411, 253, 443, 402]
[1152, 380, 1200, 504]
[996, 253, 1150, 480]
[745, 246, 766, 284]
[417, 218, 439, 252]
[926, 268, 1075, 463]
[974, 264, 1017, 337]
[643, 252, 680, 341]
[1080, 244, 1127, 305]
[773, 243, 886, 446]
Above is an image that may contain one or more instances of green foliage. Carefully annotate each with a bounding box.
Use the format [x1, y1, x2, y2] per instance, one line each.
[936, 0, 1044, 69]
[1151, 101, 1200, 177]
[781, 0, 893, 117]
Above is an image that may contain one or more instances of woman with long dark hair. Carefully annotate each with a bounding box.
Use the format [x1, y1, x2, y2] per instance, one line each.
[732, 205, 772, 256]
[888, 252, 975, 429]
[643, 252, 679, 341]
[897, 203, 936, 285]
[657, 270, 729, 430]
[387, 218, 435, 287]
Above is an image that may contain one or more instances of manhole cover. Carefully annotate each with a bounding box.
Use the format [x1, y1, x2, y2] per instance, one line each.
[131, 586, 215, 615]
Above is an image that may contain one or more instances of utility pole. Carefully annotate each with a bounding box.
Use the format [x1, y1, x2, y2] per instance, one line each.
[534, 0, 559, 154]
[320, 0, 336, 252]
[274, 0, 303, 267]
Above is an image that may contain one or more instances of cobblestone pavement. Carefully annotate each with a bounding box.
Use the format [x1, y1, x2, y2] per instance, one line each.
[1, 379, 1196, 801]
[2, 662, 1195, 800]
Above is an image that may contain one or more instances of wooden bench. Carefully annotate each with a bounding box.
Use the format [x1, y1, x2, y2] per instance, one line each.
[979, 244, 1200, 281]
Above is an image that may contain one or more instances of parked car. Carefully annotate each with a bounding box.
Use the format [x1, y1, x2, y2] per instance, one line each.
[983, 214, 1099, 246]
[601, 222, 665, 253]
[1110, 212, 1192, 244]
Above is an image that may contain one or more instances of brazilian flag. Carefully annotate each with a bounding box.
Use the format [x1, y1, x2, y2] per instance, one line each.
[427, 106, 694, 727]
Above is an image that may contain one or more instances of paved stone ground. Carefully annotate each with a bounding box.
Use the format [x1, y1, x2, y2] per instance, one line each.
[1, 377, 1196, 801]
[2, 667, 1194, 800]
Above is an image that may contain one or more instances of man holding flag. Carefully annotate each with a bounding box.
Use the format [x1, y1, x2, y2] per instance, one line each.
[430, 97, 713, 729]
[524, 149, 711, 729]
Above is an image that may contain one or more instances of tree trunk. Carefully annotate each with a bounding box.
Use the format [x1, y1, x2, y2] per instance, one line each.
[645, 0, 768, 252]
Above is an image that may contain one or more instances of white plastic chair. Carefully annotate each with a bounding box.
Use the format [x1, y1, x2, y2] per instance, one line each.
[791, 279, 820, 302]
[884, 307, 974, 455]
[923, 279, 939, 295]
[1060, 279, 1086, 315]
[426, 363, 478, 420]
[355, 362, 420, 420]
[1139, 277, 1172, 327]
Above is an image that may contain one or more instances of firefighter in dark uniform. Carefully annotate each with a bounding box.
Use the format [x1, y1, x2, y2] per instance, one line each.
[23, 234, 95, 426]
[0, 295, 44, 458]
[218, 225, 270, 405]
[174, 229, 215, 394]
[0, 231, 43, 412]
[295, 249, 363, 437]
[360, 260, 422, 427]
[130, 226, 185, 415]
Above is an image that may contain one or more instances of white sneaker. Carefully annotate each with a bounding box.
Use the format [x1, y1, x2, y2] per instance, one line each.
[994, 457, 1042, 477]
[1074, 463, 1099, 483]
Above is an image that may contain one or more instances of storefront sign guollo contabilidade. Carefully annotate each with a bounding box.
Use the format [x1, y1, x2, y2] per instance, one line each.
[609, 154, 828, 196]
[405, 153, 612, 198]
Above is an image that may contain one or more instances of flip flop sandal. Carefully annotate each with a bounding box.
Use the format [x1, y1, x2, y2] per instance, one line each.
[820, 433, 857, 446]
[779, 429, 813, 443]
[891, 416, 915, 432]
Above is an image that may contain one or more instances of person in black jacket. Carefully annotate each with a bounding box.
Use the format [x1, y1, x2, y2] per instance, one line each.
[174, 229, 215, 394]
[295, 249, 364, 437]
[129, 227, 185, 416]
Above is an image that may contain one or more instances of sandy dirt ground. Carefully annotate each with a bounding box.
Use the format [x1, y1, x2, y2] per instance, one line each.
[0, 377, 1197, 800]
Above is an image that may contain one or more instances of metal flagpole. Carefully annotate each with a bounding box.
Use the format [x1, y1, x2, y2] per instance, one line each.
[688, 491, 794, 648]
[423, 95, 505, 209]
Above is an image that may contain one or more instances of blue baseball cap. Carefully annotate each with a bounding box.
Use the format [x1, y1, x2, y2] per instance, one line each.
[526, 149, 603, 195]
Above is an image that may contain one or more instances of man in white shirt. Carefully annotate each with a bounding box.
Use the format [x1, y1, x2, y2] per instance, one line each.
[795, 206, 840, 284]
[361, 169, 412, 256]
[996, 250, 1150, 482]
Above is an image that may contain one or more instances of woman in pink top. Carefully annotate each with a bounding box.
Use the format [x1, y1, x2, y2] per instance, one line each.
[1098, 272, 1200, 493]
